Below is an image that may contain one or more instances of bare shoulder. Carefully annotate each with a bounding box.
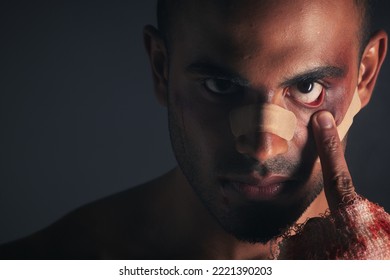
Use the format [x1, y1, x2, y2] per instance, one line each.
[0, 171, 174, 259]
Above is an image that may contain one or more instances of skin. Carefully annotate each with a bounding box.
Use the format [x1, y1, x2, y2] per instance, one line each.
[144, 0, 387, 258]
[0, 0, 387, 259]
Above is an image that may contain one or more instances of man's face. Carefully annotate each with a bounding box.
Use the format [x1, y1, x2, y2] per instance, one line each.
[166, 0, 362, 243]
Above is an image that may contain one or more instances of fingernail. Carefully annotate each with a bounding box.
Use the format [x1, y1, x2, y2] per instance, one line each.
[317, 112, 334, 129]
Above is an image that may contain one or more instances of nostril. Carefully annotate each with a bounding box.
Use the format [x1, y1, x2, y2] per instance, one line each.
[235, 132, 289, 161]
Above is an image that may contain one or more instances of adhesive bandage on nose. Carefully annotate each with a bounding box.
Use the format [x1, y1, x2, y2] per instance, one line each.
[229, 103, 297, 141]
[229, 89, 361, 141]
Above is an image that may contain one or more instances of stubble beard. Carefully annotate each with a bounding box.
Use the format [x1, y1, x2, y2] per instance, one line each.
[167, 97, 324, 244]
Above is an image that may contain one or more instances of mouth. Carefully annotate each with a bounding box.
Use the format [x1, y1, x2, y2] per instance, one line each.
[221, 175, 294, 201]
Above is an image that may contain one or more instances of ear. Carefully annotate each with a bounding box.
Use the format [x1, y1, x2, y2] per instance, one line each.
[358, 30, 388, 108]
[143, 25, 169, 107]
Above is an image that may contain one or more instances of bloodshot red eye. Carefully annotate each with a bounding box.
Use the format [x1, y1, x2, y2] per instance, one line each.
[303, 88, 325, 107]
[288, 81, 326, 108]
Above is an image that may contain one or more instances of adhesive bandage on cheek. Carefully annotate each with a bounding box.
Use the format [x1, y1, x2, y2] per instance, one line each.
[229, 89, 361, 141]
[336, 89, 361, 141]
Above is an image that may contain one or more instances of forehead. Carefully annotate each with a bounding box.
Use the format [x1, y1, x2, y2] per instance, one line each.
[173, 0, 360, 38]
[170, 0, 361, 79]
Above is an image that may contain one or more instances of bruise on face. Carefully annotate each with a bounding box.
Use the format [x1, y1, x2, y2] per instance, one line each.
[170, 0, 363, 141]
[166, 0, 364, 243]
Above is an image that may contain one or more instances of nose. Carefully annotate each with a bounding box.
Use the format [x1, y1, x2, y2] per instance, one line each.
[235, 131, 289, 162]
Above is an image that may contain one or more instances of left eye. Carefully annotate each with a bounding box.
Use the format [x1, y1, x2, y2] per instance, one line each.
[288, 81, 324, 105]
[203, 78, 240, 95]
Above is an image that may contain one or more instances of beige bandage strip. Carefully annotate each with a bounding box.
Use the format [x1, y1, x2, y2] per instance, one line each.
[229, 89, 361, 141]
[337, 90, 361, 141]
[230, 103, 297, 141]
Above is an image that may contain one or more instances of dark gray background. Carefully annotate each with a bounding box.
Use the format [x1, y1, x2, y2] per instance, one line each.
[0, 1, 389, 245]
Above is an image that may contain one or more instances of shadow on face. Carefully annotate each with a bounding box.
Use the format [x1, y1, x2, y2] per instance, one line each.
[161, 0, 365, 242]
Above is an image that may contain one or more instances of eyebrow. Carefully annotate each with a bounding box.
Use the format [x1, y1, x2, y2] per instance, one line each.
[185, 62, 250, 87]
[280, 66, 346, 87]
[186, 61, 345, 88]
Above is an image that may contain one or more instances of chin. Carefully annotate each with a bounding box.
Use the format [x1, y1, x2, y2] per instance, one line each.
[218, 207, 302, 244]
[212, 182, 324, 244]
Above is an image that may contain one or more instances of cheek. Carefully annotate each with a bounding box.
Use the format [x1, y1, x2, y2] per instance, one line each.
[284, 103, 315, 158]
[288, 121, 313, 166]
[327, 88, 355, 127]
[169, 82, 235, 154]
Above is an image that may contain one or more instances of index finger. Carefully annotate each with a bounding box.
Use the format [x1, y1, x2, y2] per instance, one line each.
[312, 110, 357, 211]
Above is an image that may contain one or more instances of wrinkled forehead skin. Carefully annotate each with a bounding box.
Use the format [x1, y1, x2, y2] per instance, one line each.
[168, 0, 362, 82]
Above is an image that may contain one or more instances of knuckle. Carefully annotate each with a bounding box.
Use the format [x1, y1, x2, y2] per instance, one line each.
[322, 135, 339, 153]
[331, 173, 355, 196]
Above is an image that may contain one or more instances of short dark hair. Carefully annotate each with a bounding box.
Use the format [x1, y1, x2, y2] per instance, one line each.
[157, 0, 373, 56]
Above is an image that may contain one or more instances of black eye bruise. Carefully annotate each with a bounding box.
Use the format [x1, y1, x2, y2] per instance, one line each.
[296, 80, 314, 94]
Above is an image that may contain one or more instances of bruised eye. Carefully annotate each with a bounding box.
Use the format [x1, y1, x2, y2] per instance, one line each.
[203, 78, 240, 95]
[288, 81, 324, 105]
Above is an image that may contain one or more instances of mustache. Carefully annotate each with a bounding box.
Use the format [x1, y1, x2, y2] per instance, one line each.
[217, 154, 301, 177]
